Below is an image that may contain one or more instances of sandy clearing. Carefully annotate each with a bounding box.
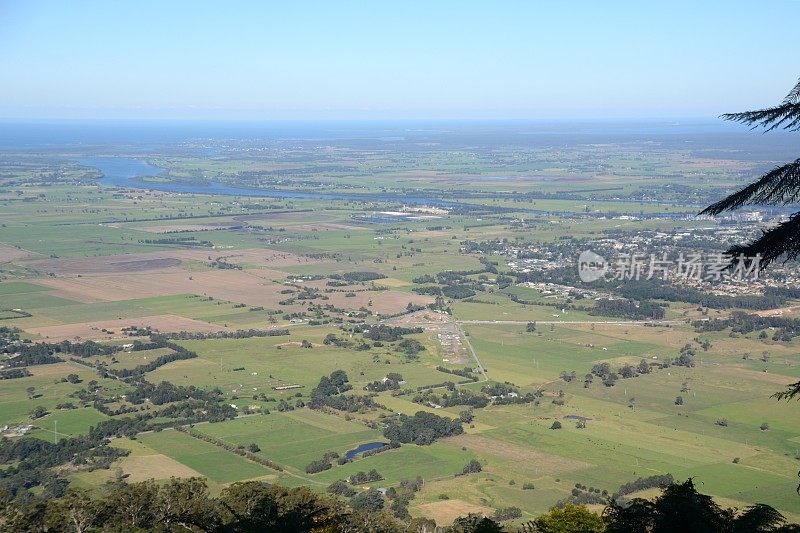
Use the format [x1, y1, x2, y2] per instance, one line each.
[26, 314, 225, 341]
[414, 500, 492, 524]
[444, 434, 590, 473]
[118, 454, 204, 483]
[755, 306, 800, 318]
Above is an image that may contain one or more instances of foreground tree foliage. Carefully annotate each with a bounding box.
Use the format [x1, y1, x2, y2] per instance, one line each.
[0, 476, 797, 532]
[700, 76, 800, 267]
[602, 479, 800, 533]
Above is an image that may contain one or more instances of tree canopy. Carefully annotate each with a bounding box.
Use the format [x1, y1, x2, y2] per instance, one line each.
[700, 77, 800, 267]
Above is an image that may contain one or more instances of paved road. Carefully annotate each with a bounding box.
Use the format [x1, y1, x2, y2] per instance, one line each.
[457, 319, 685, 326]
[455, 322, 488, 381]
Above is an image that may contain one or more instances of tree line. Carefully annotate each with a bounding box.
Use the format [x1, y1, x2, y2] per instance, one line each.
[3, 476, 798, 532]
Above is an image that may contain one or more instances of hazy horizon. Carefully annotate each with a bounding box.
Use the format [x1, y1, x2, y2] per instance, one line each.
[1, 1, 798, 120]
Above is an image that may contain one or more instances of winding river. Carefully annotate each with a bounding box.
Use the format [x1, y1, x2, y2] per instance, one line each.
[80, 156, 459, 207]
[80, 156, 702, 218]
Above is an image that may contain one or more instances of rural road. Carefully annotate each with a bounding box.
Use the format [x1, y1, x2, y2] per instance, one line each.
[455, 322, 488, 381]
[457, 319, 685, 326]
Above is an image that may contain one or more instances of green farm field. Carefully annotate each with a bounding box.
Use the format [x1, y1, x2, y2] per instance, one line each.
[2, 145, 800, 526]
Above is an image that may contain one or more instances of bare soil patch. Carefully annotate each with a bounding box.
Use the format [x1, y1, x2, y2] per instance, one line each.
[415, 499, 492, 524]
[25, 253, 185, 275]
[445, 434, 590, 473]
[32, 269, 295, 308]
[27, 314, 225, 341]
[324, 290, 433, 315]
[118, 454, 203, 482]
[26, 362, 81, 377]
[0, 243, 39, 263]
[755, 306, 800, 318]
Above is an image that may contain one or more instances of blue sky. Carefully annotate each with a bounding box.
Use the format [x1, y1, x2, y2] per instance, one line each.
[0, 1, 798, 120]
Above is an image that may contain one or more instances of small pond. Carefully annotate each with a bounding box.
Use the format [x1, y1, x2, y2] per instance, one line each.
[344, 441, 388, 461]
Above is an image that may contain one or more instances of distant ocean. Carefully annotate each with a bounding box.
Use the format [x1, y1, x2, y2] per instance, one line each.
[0, 118, 763, 149]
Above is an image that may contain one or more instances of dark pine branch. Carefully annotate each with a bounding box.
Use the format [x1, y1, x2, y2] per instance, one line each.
[700, 159, 800, 215]
[773, 380, 800, 402]
[721, 77, 800, 132]
[782, 77, 800, 105]
[722, 103, 800, 132]
[725, 213, 800, 268]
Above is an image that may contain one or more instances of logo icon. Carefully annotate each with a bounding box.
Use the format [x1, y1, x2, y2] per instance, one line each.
[578, 250, 607, 283]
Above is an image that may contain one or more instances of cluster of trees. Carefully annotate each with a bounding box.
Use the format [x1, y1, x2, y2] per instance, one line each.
[208, 258, 242, 270]
[2, 476, 799, 532]
[694, 312, 800, 342]
[589, 363, 620, 387]
[590, 298, 666, 320]
[413, 388, 489, 409]
[675, 344, 697, 368]
[322, 333, 354, 348]
[154, 328, 289, 341]
[384, 476, 425, 520]
[113, 344, 198, 379]
[125, 380, 223, 405]
[481, 382, 518, 396]
[586, 359, 655, 388]
[0, 326, 21, 346]
[0, 420, 134, 497]
[326, 480, 357, 497]
[321, 393, 376, 413]
[138, 235, 213, 246]
[309, 370, 375, 412]
[437, 365, 480, 382]
[304, 451, 339, 474]
[492, 391, 538, 406]
[410, 265, 499, 300]
[603, 478, 800, 533]
[348, 469, 383, 485]
[338, 271, 387, 282]
[492, 506, 523, 522]
[0, 364, 247, 495]
[457, 459, 483, 476]
[365, 373, 404, 392]
[309, 370, 352, 400]
[383, 411, 463, 445]
[412, 262, 494, 300]
[559, 484, 609, 506]
[0, 368, 30, 380]
[605, 279, 793, 311]
[613, 473, 674, 499]
[5, 348, 61, 367]
[10, 339, 119, 362]
[441, 285, 477, 299]
[357, 324, 423, 342]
